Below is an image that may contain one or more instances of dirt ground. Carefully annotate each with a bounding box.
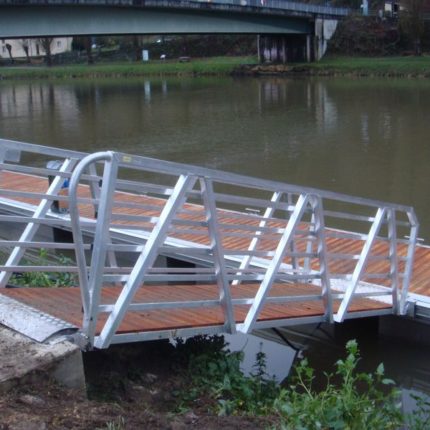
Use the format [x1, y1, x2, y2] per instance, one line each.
[0, 340, 276, 430]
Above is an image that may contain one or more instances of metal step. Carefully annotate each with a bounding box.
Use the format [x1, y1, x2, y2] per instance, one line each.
[0, 292, 78, 343]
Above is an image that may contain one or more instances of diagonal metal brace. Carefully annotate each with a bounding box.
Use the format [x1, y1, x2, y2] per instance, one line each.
[94, 173, 197, 349]
[238, 194, 309, 334]
[334, 207, 386, 323]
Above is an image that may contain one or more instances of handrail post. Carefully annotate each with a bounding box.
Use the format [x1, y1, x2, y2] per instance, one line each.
[84, 154, 118, 341]
[387, 208, 399, 314]
[400, 210, 419, 314]
[311, 195, 333, 322]
[201, 178, 236, 334]
[69, 151, 115, 319]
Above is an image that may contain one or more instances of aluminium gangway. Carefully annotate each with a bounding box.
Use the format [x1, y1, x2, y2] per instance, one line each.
[0, 140, 422, 349]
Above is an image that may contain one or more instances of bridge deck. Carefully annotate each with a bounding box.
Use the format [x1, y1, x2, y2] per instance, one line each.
[0, 283, 389, 336]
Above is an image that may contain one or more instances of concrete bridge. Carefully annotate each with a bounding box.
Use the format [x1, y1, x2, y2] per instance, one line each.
[0, 0, 350, 62]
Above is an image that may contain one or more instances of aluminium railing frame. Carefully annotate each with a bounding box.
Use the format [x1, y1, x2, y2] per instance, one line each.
[67, 149, 418, 349]
[0, 140, 419, 349]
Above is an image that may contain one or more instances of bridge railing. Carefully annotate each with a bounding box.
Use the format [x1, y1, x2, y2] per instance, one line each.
[66, 149, 417, 348]
[0, 0, 351, 18]
[0, 141, 419, 349]
[0, 140, 89, 290]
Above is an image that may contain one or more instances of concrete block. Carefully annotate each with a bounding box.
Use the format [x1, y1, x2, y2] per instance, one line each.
[0, 325, 85, 394]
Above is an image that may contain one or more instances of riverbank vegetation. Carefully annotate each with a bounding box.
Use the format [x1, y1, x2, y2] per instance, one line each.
[0, 56, 257, 80]
[239, 55, 430, 77]
[3, 55, 430, 80]
[2, 335, 429, 429]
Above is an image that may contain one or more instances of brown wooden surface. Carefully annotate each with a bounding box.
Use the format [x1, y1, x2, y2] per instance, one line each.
[0, 283, 389, 335]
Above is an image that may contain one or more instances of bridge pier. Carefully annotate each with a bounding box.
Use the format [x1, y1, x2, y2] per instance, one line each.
[258, 34, 310, 64]
[258, 18, 339, 64]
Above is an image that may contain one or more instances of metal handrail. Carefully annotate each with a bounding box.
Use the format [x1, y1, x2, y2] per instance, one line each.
[0, 140, 419, 349]
[67, 149, 417, 348]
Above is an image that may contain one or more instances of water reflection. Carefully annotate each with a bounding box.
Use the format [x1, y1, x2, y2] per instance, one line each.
[1, 77, 430, 240]
[224, 332, 296, 383]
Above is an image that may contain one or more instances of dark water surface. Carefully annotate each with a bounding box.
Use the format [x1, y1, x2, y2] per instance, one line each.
[2, 75, 430, 403]
[2, 76, 430, 239]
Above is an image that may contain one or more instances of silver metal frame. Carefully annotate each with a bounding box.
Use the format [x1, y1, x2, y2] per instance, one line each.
[0, 140, 420, 349]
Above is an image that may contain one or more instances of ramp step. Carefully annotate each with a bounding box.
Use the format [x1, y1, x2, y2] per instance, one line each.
[0, 292, 78, 343]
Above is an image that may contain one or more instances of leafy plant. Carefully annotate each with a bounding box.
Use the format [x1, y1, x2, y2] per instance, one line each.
[9, 248, 77, 287]
[274, 339, 403, 430]
[405, 392, 430, 430]
[177, 335, 280, 416]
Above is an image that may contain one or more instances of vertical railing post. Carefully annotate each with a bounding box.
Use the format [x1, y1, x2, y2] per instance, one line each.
[387, 208, 399, 314]
[311, 195, 333, 322]
[201, 178, 236, 334]
[69, 152, 116, 319]
[88, 163, 118, 269]
[287, 193, 301, 272]
[334, 207, 386, 323]
[238, 194, 309, 334]
[83, 155, 119, 342]
[304, 212, 316, 278]
[400, 210, 419, 314]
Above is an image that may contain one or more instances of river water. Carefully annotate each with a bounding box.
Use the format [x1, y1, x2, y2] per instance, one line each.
[1, 76, 430, 406]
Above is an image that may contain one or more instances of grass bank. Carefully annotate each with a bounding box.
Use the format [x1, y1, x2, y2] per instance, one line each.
[0, 56, 257, 80]
[2, 55, 429, 80]
[239, 56, 430, 78]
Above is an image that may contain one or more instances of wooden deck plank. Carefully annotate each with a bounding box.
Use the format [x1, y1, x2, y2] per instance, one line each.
[0, 283, 389, 335]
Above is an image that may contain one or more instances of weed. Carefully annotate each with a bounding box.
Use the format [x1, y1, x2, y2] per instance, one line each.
[9, 248, 77, 287]
[104, 417, 126, 430]
[406, 392, 430, 430]
[177, 335, 280, 416]
[274, 339, 403, 430]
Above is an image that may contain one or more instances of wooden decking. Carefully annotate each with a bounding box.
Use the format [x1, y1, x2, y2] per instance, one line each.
[0, 283, 389, 335]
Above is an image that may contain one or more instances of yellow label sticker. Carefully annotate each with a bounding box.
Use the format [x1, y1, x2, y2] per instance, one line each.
[122, 155, 132, 163]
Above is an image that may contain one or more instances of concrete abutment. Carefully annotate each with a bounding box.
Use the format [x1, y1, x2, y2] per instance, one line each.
[258, 18, 339, 63]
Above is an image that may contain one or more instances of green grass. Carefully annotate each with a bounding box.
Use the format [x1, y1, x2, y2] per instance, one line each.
[0, 56, 257, 80]
[2, 55, 429, 80]
[302, 55, 430, 76]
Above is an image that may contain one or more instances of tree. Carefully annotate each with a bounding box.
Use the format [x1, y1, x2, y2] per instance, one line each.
[5, 43, 13, 64]
[400, 0, 426, 55]
[38, 37, 54, 66]
[84, 36, 94, 65]
[20, 39, 31, 64]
